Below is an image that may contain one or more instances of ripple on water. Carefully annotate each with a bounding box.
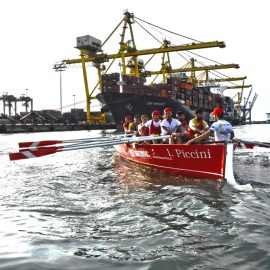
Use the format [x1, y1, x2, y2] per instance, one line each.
[1, 128, 270, 269]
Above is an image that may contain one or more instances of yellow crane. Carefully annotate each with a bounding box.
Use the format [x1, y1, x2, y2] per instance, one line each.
[199, 76, 247, 83]
[63, 11, 240, 121]
[142, 63, 239, 77]
[228, 81, 252, 113]
[226, 84, 252, 89]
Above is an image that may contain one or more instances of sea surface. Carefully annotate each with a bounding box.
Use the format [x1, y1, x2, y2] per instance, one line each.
[0, 124, 270, 270]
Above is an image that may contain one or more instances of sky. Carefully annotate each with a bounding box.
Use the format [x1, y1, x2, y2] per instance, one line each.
[0, 0, 269, 120]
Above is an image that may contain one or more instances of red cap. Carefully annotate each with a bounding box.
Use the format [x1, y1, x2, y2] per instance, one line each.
[125, 115, 132, 121]
[211, 107, 224, 115]
[152, 110, 160, 116]
[164, 107, 172, 113]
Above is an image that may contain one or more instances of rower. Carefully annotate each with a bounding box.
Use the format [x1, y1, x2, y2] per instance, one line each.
[138, 115, 149, 136]
[161, 107, 182, 144]
[123, 115, 132, 133]
[128, 115, 140, 135]
[176, 111, 189, 143]
[143, 110, 161, 144]
[188, 108, 209, 140]
[187, 107, 234, 144]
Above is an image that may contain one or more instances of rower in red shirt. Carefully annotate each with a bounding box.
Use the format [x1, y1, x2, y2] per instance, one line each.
[143, 110, 161, 144]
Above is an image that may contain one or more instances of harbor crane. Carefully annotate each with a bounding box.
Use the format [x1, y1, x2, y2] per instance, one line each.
[62, 11, 242, 121]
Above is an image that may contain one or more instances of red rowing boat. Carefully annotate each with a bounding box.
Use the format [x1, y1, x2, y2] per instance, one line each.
[115, 142, 234, 180]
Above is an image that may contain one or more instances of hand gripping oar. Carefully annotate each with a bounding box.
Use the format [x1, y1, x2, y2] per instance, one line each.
[10, 135, 170, 161]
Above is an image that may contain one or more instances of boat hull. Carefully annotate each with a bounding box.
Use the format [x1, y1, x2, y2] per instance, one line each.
[114, 143, 227, 180]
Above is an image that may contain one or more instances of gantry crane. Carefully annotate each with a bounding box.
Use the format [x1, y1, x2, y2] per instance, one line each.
[199, 76, 247, 83]
[63, 11, 242, 121]
[241, 89, 258, 124]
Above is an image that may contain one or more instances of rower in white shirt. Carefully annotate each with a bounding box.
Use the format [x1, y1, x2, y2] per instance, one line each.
[160, 107, 182, 144]
[187, 107, 234, 144]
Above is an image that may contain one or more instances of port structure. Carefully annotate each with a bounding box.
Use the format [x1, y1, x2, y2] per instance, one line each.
[0, 93, 33, 116]
[61, 11, 254, 122]
[53, 62, 67, 114]
[238, 88, 258, 124]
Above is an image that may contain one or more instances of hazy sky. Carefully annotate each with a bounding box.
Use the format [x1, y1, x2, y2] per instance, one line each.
[0, 0, 269, 120]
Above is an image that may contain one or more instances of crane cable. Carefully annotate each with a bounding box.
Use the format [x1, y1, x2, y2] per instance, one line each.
[134, 17, 231, 67]
[134, 18, 190, 62]
[134, 16, 202, 43]
[195, 59, 238, 86]
[134, 18, 240, 86]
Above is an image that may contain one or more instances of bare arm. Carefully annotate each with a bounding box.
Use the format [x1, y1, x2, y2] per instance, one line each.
[187, 129, 213, 144]
[189, 123, 204, 135]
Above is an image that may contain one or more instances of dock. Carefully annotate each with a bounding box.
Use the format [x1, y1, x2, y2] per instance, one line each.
[0, 123, 116, 133]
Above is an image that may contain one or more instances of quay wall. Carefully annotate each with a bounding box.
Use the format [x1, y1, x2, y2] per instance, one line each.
[0, 123, 116, 133]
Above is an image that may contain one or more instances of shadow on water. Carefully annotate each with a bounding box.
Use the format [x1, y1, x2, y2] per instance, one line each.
[70, 154, 235, 265]
[112, 155, 224, 194]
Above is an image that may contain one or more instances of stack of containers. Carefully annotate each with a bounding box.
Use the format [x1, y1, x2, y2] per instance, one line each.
[192, 88, 199, 108]
[102, 73, 120, 93]
[198, 88, 204, 108]
[178, 82, 193, 106]
[203, 87, 210, 110]
[208, 92, 214, 110]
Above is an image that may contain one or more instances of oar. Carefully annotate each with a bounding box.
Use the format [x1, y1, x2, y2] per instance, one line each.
[234, 139, 270, 149]
[10, 135, 170, 161]
[18, 134, 130, 148]
[18, 134, 150, 151]
[192, 139, 270, 149]
[20, 138, 125, 151]
[18, 138, 129, 151]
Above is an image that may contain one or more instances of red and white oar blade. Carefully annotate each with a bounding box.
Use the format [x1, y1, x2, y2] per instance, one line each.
[18, 146, 63, 152]
[237, 141, 270, 149]
[19, 140, 62, 148]
[237, 142, 254, 149]
[9, 148, 60, 161]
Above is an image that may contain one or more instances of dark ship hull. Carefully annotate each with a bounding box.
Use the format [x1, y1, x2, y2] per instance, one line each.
[97, 73, 235, 124]
[97, 92, 200, 124]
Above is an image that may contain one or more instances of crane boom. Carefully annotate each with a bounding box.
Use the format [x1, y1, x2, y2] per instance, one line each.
[226, 85, 252, 89]
[65, 41, 226, 65]
[142, 64, 239, 76]
[244, 88, 252, 107]
[200, 76, 246, 83]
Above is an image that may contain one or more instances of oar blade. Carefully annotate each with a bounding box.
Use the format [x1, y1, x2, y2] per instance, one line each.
[9, 148, 59, 161]
[236, 142, 254, 149]
[236, 140, 270, 149]
[19, 140, 62, 148]
[18, 146, 63, 152]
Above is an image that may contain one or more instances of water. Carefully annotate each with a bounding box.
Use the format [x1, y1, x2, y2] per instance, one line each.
[0, 125, 270, 270]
